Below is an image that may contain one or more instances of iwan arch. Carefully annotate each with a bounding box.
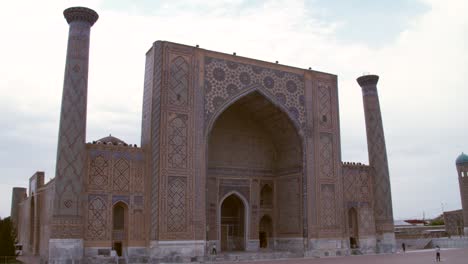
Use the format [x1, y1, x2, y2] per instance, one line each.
[10, 7, 396, 263]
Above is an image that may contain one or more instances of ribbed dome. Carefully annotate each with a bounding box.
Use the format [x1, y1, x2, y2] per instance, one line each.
[96, 134, 127, 145]
[456, 152, 468, 165]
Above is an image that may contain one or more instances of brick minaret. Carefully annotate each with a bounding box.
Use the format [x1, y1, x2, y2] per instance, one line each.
[455, 153, 468, 235]
[357, 75, 395, 252]
[10, 187, 27, 232]
[53, 6, 98, 217]
[50, 7, 98, 262]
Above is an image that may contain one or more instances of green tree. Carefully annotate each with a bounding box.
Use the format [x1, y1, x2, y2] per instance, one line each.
[429, 219, 445, 226]
[0, 217, 16, 256]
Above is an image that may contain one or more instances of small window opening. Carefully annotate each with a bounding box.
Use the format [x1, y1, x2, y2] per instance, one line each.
[322, 115, 327, 122]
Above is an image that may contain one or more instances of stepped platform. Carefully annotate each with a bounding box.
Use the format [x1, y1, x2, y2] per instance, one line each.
[206, 250, 303, 262]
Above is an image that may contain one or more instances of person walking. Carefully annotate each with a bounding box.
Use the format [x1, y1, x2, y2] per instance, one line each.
[402, 242, 406, 253]
[435, 245, 441, 262]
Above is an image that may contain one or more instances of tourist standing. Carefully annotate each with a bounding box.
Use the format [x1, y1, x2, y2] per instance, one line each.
[402, 242, 406, 253]
[435, 245, 441, 262]
[211, 243, 217, 255]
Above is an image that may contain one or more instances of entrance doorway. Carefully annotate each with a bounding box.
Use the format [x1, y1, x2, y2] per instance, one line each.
[348, 207, 359, 248]
[259, 215, 272, 249]
[113, 242, 122, 256]
[220, 194, 245, 251]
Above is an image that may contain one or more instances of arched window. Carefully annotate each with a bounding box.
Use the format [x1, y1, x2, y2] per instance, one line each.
[113, 203, 125, 230]
[259, 215, 273, 248]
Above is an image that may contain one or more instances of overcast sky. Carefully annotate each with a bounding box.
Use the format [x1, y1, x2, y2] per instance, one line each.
[0, 0, 467, 220]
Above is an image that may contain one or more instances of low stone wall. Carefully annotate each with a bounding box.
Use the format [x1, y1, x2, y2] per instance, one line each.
[396, 238, 432, 250]
[431, 237, 468, 248]
[397, 237, 468, 250]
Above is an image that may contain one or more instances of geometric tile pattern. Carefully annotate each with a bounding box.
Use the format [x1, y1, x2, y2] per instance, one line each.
[363, 94, 393, 226]
[343, 166, 370, 202]
[204, 57, 305, 127]
[167, 113, 188, 169]
[50, 217, 82, 239]
[89, 155, 109, 190]
[320, 184, 336, 228]
[113, 158, 130, 191]
[443, 210, 464, 236]
[358, 206, 376, 235]
[149, 43, 162, 240]
[318, 83, 332, 129]
[319, 133, 333, 178]
[86, 195, 107, 240]
[169, 56, 189, 106]
[133, 165, 144, 193]
[54, 22, 91, 218]
[167, 176, 187, 232]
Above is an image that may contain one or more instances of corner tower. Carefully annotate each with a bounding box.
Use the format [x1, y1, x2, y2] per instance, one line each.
[456, 152, 468, 235]
[50, 6, 98, 263]
[10, 187, 27, 232]
[357, 75, 395, 252]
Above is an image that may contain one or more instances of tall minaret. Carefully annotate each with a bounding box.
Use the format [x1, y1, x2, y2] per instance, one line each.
[53, 6, 98, 217]
[50, 7, 98, 262]
[455, 152, 468, 235]
[357, 75, 395, 253]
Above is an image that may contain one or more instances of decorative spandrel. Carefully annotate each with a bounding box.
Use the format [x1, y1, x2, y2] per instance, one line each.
[204, 57, 305, 128]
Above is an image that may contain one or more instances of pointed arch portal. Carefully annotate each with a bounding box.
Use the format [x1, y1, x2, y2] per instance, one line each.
[206, 90, 304, 252]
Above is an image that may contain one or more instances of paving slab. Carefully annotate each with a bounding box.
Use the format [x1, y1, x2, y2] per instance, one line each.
[218, 248, 468, 264]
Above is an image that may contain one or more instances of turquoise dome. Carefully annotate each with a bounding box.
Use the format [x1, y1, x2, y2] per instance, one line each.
[456, 152, 468, 165]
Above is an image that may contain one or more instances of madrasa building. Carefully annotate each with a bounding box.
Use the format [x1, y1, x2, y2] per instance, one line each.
[10, 6, 396, 263]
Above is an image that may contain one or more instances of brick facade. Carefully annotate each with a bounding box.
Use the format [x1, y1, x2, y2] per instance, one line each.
[10, 7, 397, 263]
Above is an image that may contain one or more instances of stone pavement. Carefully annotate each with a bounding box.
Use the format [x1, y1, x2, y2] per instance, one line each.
[12, 248, 468, 263]
[217, 248, 468, 264]
[16, 255, 40, 264]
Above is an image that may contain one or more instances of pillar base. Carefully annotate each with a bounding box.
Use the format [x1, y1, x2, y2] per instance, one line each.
[246, 239, 260, 251]
[358, 236, 377, 254]
[48, 239, 83, 264]
[376, 232, 396, 253]
[149, 240, 204, 262]
[305, 238, 348, 257]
